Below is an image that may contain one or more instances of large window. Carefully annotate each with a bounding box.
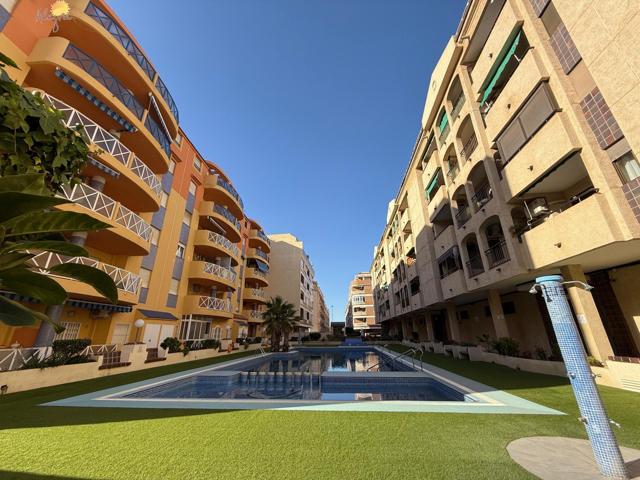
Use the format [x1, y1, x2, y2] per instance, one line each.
[438, 247, 462, 279]
[495, 83, 557, 164]
[614, 151, 640, 184]
[54, 322, 81, 341]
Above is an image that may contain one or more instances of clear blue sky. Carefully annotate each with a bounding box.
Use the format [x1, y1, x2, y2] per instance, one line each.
[110, 0, 466, 323]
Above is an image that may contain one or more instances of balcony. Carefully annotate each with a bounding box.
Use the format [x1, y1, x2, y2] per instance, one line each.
[243, 309, 265, 322]
[245, 268, 269, 286]
[58, 183, 151, 255]
[37, 91, 162, 210]
[465, 256, 485, 278]
[434, 225, 457, 255]
[459, 134, 479, 163]
[29, 251, 140, 304]
[471, 182, 493, 212]
[428, 186, 449, 223]
[446, 164, 460, 183]
[25, 37, 170, 171]
[438, 122, 451, 146]
[244, 288, 267, 303]
[193, 230, 240, 265]
[199, 201, 242, 242]
[183, 295, 233, 318]
[189, 261, 237, 289]
[484, 239, 510, 269]
[203, 174, 244, 219]
[248, 248, 270, 264]
[450, 92, 466, 123]
[249, 229, 271, 252]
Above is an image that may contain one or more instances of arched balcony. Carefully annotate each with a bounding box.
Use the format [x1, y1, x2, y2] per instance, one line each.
[462, 233, 485, 278]
[437, 107, 450, 147]
[456, 115, 479, 165]
[480, 216, 510, 269]
[447, 76, 465, 125]
[468, 163, 493, 212]
[442, 144, 460, 184]
[453, 185, 471, 229]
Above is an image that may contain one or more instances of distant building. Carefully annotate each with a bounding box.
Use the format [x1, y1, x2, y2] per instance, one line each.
[312, 281, 331, 333]
[345, 272, 379, 335]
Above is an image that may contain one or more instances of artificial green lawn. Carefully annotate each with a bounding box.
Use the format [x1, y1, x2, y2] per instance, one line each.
[0, 346, 638, 480]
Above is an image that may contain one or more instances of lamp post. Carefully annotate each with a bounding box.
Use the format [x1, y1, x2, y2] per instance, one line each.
[134, 319, 145, 343]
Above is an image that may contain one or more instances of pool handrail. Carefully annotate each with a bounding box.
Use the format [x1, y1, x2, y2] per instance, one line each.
[366, 347, 423, 372]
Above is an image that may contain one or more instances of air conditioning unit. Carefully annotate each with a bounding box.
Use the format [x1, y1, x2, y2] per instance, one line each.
[526, 198, 549, 219]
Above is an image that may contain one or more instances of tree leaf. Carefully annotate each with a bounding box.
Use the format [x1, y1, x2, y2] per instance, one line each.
[0, 52, 18, 69]
[0, 240, 88, 257]
[0, 295, 41, 326]
[0, 252, 34, 271]
[2, 211, 111, 237]
[0, 192, 70, 223]
[49, 263, 118, 304]
[0, 267, 68, 304]
[0, 174, 49, 195]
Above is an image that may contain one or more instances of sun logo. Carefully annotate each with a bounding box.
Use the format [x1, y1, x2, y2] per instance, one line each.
[49, 1, 71, 18]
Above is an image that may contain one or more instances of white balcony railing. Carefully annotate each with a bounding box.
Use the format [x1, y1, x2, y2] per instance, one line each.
[29, 251, 141, 295]
[198, 296, 232, 312]
[249, 268, 267, 279]
[59, 183, 151, 243]
[250, 288, 265, 298]
[208, 231, 240, 258]
[250, 310, 264, 319]
[253, 249, 269, 262]
[203, 262, 237, 283]
[37, 91, 162, 198]
[0, 347, 51, 371]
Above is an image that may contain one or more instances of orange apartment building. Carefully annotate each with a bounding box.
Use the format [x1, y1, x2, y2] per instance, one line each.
[345, 272, 378, 335]
[0, 0, 271, 358]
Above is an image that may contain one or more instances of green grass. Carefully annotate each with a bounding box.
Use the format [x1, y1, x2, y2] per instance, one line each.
[0, 346, 638, 480]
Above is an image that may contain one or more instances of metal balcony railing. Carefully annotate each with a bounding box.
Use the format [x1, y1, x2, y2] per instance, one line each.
[202, 262, 237, 283]
[250, 268, 267, 279]
[257, 230, 270, 245]
[455, 205, 471, 228]
[84, 2, 179, 122]
[465, 256, 485, 278]
[29, 251, 141, 295]
[450, 93, 465, 121]
[197, 296, 232, 312]
[250, 310, 264, 319]
[144, 113, 171, 156]
[38, 92, 162, 198]
[216, 176, 243, 209]
[213, 204, 241, 231]
[446, 163, 459, 182]
[485, 240, 510, 268]
[253, 249, 269, 262]
[250, 288, 265, 298]
[438, 123, 450, 145]
[59, 183, 151, 242]
[63, 44, 144, 120]
[460, 134, 479, 161]
[471, 182, 493, 211]
[207, 231, 240, 258]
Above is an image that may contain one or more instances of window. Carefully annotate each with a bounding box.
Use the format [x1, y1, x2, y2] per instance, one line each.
[306, 311, 309, 320]
[614, 151, 640, 184]
[160, 191, 168, 208]
[175, 132, 183, 145]
[54, 322, 81, 341]
[193, 156, 202, 172]
[437, 247, 461, 278]
[300, 308, 304, 319]
[182, 210, 192, 226]
[169, 279, 179, 295]
[188, 180, 197, 195]
[176, 243, 185, 258]
[410, 276, 421, 296]
[168, 160, 176, 174]
[149, 226, 160, 245]
[300, 292, 304, 301]
[139, 267, 152, 288]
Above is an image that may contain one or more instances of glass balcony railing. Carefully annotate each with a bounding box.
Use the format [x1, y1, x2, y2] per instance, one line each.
[63, 44, 144, 120]
[257, 230, 270, 245]
[144, 113, 171, 156]
[253, 249, 269, 262]
[216, 176, 243, 209]
[213, 204, 241, 231]
[154, 76, 179, 123]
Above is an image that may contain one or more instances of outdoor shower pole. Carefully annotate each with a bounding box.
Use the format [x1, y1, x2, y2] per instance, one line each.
[532, 275, 627, 479]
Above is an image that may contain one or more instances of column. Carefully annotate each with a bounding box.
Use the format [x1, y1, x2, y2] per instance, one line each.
[488, 289, 510, 338]
[561, 265, 614, 361]
[446, 304, 461, 342]
[425, 314, 435, 342]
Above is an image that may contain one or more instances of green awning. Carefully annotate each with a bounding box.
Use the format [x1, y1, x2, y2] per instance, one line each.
[481, 31, 522, 106]
[438, 111, 449, 133]
[425, 169, 442, 199]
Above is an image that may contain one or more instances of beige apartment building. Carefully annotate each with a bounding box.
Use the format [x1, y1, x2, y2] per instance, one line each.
[264, 233, 319, 335]
[371, 0, 640, 379]
[312, 280, 331, 333]
[345, 272, 379, 335]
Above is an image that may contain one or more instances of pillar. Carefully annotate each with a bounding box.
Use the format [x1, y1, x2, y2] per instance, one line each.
[561, 265, 614, 361]
[488, 289, 510, 338]
[425, 314, 435, 342]
[446, 304, 461, 342]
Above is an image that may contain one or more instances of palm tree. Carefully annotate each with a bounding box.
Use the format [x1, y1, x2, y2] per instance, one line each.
[262, 296, 299, 352]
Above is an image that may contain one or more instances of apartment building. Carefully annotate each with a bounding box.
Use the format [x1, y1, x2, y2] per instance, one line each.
[312, 280, 330, 333]
[345, 272, 378, 335]
[371, 0, 640, 375]
[0, 0, 271, 354]
[264, 233, 318, 335]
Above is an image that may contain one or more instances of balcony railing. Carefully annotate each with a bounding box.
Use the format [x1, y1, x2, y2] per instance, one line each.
[455, 205, 471, 228]
[216, 176, 243, 209]
[59, 183, 151, 242]
[207, 232, 240, 258]
[144, 113, 171, 157]
[471, 182, 493, 211]
[485, 239, 510, 268]
[446, 163, 460, 182]
[250, 288, 265, 298]
[460, 134, 479, 161]
[197, 296, 232, 312]
[84, 2, 179, 123]
[257, 230, 270, 245]
[249, 310, 264, 319]
[465, 256, 485, 278]
[253, 249, 269, 262]
[438, 123, 450, 145]
[29, 251, 141, 295]
[451, 93, 465, 121]
[202, 262, 237, 283]
[63, 44, 144, 120]
[250, 268, 267, 279]
[38, 92, 162, 198]
[213, 204, 241, 231]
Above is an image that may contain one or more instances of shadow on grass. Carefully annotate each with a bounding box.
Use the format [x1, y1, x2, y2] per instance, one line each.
[0, 350, 258, 431]
[0, 471, 97, 480]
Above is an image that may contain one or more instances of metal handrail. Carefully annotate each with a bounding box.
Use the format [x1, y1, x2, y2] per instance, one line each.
[366, 347, 419, 372]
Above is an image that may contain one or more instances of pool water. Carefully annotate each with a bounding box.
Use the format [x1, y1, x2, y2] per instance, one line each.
[122, 348, 466, 402]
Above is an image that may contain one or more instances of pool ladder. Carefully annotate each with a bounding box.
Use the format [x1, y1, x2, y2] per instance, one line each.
[367, 347, 425, 372]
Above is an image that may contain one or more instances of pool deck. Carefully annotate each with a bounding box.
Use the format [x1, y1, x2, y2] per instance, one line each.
[43, 346, 564, 415]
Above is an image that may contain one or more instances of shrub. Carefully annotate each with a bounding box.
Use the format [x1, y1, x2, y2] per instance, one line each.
[534, 347, 548, 361]
[489, 337, 519, 357]
[160, 337, 181, 353]
[254, 336, 262, 343]
[309, 332, 321, 341]
[587, 356, 605, 367]
[202, 339, 220, 350]
[300, 335, 310, 342]
[21, 338, 92, 369]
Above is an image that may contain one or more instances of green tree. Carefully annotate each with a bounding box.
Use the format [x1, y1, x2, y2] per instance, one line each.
[262, 296, 299, 352]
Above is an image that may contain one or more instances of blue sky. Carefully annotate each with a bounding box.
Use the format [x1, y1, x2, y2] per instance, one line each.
[110, 0, 466, 323]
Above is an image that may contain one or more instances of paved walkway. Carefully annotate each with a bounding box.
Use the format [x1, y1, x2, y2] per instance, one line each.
[507, 436, 640, 479]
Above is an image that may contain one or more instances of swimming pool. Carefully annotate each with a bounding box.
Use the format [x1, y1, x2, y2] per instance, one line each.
[45, 346, 564, 414]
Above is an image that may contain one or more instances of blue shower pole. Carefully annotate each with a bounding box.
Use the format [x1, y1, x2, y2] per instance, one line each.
[533, 275, 627, 479]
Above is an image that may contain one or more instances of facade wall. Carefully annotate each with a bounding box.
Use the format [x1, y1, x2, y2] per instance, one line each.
[345, 272, 378, 333]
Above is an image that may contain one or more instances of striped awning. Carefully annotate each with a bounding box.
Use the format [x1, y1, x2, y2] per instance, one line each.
[55, 69, 137, 132]
[137, 309, 178, 320]
[255, 260, 269, 273]
[88, 156, 120, 178]
[0, 291, 131, 313]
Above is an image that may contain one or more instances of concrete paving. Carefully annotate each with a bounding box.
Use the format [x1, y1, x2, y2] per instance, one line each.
[507, 436, 640, 479]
